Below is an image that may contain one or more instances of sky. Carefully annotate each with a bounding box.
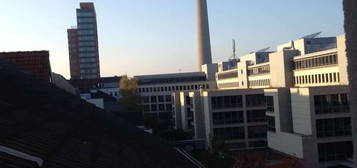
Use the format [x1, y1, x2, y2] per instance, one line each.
[0, 0, 344, 79]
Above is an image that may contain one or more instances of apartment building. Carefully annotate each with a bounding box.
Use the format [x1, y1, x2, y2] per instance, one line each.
[68, 2, 101, 79]
[170, 34, 351, 167]
[173, 89, 268, 150]
[135, 72, 217, 129]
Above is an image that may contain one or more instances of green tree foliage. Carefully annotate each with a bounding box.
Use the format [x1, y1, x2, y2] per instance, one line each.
[118, 76, 142, 113]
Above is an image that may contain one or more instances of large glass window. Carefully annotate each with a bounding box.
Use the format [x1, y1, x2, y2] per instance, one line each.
[267, 116, 276, 132]
[165, 95, 172, 102]
[247, 110, 266, 122]
[266, 96, 274, 112]
[246, 94, 265, 107]
[248, 126, 267, 138]
[78, 24, 95, 29]
[165, 104, 172, 111]
[150, 104, 157, 111]
[213, 127, 245, 140]
[79, 41, 96, 46]
[142, 96, 149, 103]
[248, 141, 267, 148]
[211, 95, 243, 109]
[212, 111, 243, 125]
[314, 93, 349, 114]
[150, 96, 157, 103]
[316, 117, 351, 138]
[77, 12, 94, 17]
[78, 18, 94, 23]
[79, 47, 96, 52]
[158, 96, 164, 102]
[318, 141, 352, 162]
[80, 58, 96, 63]
[80, 63, 96, 68]
[79, 36, 95, 41]
[294, 53, 338, 70]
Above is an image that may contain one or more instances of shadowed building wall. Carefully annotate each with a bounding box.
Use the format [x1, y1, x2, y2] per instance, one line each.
[343, 0, 357, 166]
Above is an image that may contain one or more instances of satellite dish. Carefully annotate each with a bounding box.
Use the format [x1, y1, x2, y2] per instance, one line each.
[301, 32, 322, 39]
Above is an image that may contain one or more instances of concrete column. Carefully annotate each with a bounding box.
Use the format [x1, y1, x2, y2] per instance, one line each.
[343, 0, 357, 166]
[197, 0, 212, 71]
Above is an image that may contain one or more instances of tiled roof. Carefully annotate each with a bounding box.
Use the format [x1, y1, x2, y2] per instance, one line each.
[0, 60, 197, 168]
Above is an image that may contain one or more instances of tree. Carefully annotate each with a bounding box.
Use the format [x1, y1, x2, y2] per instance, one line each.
[117, 76, 143, 123]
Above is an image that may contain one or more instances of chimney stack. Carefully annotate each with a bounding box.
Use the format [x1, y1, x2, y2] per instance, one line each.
[197, 0, 213, 71]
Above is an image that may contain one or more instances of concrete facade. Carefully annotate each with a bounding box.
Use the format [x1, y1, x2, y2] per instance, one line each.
[136, 34, 351, 167]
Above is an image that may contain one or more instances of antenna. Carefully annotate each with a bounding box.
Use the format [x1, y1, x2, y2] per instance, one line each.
[231, 39, 237, 60]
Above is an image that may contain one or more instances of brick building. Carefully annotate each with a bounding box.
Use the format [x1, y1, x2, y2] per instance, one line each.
[0, 51, 52, 82]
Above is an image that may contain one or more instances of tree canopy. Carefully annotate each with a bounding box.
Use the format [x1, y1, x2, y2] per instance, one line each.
[118, 76, 142, 113]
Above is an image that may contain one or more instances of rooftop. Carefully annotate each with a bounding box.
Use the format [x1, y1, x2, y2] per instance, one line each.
[0, 61, 198, 168]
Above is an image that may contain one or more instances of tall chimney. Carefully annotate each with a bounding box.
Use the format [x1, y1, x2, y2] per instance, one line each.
[197, 0, 213, 71]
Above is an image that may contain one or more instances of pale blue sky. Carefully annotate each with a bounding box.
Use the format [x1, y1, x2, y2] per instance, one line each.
[0, 0, 344, 79]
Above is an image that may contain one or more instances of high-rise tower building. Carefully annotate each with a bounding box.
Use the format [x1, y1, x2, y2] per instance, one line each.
[68, 2, 100, 79]
[197, 0, 213, 71]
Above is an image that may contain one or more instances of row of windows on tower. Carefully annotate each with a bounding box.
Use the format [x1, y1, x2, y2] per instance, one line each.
[212, 110, 266, 125]
[294, 53, 338, 70]
[314, 93, 349, 114]
[247, 65, 270, 76]
[141, 95, 172, 103]
[143, 104, 173, 112]
[294, 72, 340, 85]
[217, 71, 238, 80]
[138, 84, 210, 93]
[211, 94, 266, 109]
[248, 79, 271, 87]
[213, 125, 267, 140]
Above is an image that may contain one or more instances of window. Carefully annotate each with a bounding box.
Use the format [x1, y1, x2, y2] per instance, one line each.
[78, 18, 94, 23]
[165, 95, 172, 102]
[77, 12, 94, 17]
[79, 47, 96, 52]
[314, 93, 349, 114]
[158, 96, 164, 102]
[79, 36, 95, 41]
[248, 126, 267, 138]
[267, 116, 276, 132]
[266, 96, 274, 112]
[151, 104, 157, 111]
[318, 141, 352, 162]
[247, 110, 266, 122]
[211, 95, 243, 109]
[212, 111, 243, 125]
[78, 30, 94, 35]
[158, 104, 165, 111]
[151, 96, 157, 103]
[143, 105, 150, 112]
[165, 104, 172, 111]
[213, 127, 245, 140]
[316, 117, 351, 138]
[142, 96, 149, 103]
[246, 94, 265, 107]
[294, 53, 338, 70]
[78, 24, 94, 29]
[248, 141, 267, 148]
